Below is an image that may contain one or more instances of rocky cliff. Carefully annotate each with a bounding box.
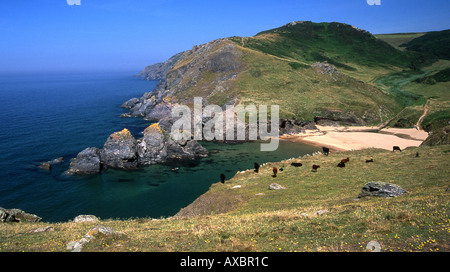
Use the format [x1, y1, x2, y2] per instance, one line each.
[123, 39, 244, 121]
[137, 51, 186, 81]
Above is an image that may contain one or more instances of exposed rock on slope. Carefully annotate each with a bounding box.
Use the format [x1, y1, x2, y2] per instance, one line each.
[358, 182, 408, 198]
[0, 207, 42, 223]
[279, 118, 317, 135]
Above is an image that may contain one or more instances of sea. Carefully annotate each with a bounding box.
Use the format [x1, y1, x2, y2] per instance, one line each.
[0, 71, 320, 222]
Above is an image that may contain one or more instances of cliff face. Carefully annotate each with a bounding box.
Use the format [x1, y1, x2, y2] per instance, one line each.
[124, 39, 244, 121]
[137, 51, 186, 81]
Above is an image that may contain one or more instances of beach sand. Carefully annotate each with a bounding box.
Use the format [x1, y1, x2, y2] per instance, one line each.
[280, 125, 429, 151]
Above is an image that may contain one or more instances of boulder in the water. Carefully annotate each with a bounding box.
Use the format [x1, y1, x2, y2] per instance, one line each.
[66, 147, 102, 175]
[100, 128, 139, 170]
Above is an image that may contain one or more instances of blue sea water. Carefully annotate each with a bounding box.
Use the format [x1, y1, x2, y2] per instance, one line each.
[0, 71, 320, 222]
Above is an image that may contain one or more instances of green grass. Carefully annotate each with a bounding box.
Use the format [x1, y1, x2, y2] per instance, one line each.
[375, 33, 425, 51]
[401, 29, 450, 60]
[225, 22, 445, 125]
[388, 106, 425, 128]
[230, 46, 403, 123]
[395, 60, 450, 131]
[231, 22, 428, 75]
[422, 110, 450, 132]
[1, 145, 449, 252]
[414, 68, 450, 84]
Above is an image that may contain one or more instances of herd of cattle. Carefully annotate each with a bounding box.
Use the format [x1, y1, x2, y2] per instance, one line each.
[220, 145, 405, 183]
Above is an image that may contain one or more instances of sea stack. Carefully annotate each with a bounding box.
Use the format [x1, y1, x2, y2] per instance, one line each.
[100, 128, 139, 170]
[67, 125, 208, 175]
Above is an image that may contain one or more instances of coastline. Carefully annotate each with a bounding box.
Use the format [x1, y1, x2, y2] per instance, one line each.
[279, 125, 429, 151]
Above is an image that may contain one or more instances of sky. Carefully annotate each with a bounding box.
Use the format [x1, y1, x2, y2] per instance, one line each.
[0, 0, 449, 74]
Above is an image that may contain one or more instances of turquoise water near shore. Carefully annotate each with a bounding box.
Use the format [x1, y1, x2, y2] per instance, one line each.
[0, 72, 320, 222]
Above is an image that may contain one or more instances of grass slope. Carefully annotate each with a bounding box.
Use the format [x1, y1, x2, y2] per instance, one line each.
[1, 145, 449, 252]
[375, 32, 425, 51]
[401, 29, 450, 60]
[231, 46, 402, 123]
[222, 22, 438, 123]
[230, 22, 420, 73]
[375, 60, 450, 131]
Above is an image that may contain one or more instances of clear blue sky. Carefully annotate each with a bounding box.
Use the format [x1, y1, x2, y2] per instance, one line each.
[0, 0, 449, 74]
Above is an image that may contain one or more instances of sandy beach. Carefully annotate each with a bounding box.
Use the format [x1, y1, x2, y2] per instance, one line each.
[280, 125, 429, 151]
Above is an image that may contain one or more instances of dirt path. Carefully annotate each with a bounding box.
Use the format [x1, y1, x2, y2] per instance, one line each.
[416, 100, 430, 129]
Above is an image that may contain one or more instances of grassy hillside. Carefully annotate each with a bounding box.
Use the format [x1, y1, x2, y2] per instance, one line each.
[401, 29, 450, 60]
[223, 22, 443, 123]
[229, 45, 402, 123]
[374, 60, 450, 131]
[132, 22, 445, 127]
[375, 32, 425, 51]
[230, 22, 421, 74]
[1, 145, 449, 252]
[222, 22, 428, 123]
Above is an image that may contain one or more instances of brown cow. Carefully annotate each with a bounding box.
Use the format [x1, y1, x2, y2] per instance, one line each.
[312, 165, 320, 172]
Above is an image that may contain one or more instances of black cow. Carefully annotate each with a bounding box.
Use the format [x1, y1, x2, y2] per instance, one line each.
[220, 173, 226, 183]
[393, 146, 402, 152]
[322, 147, 330, 156]
[365, 159, 374, 163]
[291, 162, 303, 167]
[337, 162, 346, 168]
[254, 162, 260, 173]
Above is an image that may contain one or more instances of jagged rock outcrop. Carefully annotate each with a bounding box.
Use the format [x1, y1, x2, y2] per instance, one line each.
[0, 207, 42, 223]
[137, 123, 208, 165]
[100, 129, 139, 170]
[312, 62, 341, 76]
[279, 118, 317, 135]
[67, 125, 208, 175]
[314, 110, 367, 126]
[67, 147, 102, 175]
